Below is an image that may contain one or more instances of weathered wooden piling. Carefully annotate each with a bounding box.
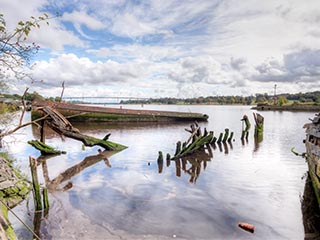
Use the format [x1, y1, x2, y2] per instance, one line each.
[253, 112, 264, 142]
[40, 120, 45, 143]
[175, 141, 182, 156]
[241, 115, 251, 140]
[29, 156, 42, 211]
[222, 128, 229, 143]
[217, 133, 223, 143]
[228, 132, 234, 142]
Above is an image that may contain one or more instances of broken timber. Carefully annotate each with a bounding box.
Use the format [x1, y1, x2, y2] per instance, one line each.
[166, 123, 233, 160]
[32, 99, 209, 123]
[34, 106, 127, 151]
[28, 140, 66, 155]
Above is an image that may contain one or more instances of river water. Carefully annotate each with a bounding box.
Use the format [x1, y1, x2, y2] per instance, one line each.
[2, 105, 319, 239]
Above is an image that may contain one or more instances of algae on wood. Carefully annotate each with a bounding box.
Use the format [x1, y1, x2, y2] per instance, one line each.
[28, 140, 66, 155]
[241, 115, 251, 140]
[253, 112, 264, 142]
[29, 156, 42, 211]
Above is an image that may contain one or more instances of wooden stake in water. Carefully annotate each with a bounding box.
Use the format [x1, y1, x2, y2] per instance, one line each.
[29, 156, 42, 211]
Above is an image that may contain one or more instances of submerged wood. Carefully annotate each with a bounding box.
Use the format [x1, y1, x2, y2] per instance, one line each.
[171, 124, 214, 160]
[38, 106, 127, 151]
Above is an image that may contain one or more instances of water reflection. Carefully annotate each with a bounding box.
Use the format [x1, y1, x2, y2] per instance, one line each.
[9, 106, 315, 239]
[35, 150, 118, 191]
[301, 175, 320, 239]
[212, 141, 234, 154]
[159, 147, 213, 183]
[158, 139, 240, 183]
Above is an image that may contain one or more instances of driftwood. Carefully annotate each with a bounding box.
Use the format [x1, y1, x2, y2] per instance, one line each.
[36, 106, 127, 151]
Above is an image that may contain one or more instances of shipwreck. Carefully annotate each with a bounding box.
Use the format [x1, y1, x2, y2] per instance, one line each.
[31, 99, 209, 123]
[304, 113, 320, 208]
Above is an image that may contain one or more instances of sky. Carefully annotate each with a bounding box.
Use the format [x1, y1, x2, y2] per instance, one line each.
[1, 0, 320, 98]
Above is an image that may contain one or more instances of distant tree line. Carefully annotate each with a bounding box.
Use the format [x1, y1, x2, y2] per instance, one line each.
[1, 90, 320, 106]
[120, 91, 320, 105]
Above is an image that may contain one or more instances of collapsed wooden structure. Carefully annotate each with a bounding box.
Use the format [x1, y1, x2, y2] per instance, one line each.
[158, 122, 234, 161]
[157, 123, 235, 183]
[29, 106, 127, 153]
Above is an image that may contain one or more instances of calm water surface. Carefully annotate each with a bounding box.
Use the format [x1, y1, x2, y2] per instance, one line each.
[3, 105, 317, 239]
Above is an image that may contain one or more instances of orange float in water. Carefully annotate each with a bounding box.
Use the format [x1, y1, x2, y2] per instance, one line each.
[238, 222, 255, 233]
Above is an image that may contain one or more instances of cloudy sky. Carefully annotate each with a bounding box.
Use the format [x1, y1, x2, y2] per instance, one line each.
[2, 0, 320, 98]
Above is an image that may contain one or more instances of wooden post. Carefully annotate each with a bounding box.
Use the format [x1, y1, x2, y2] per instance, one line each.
[222, 128, 229, 143]
[217, 133, 223, 143]
[253, 112, 264, 142]
[241, 115, 251, 140]
[175, 141, 181, 156]
[228, 132, 234, 142]
[29, 156, 42, 211]
[40, 120, 45, 143]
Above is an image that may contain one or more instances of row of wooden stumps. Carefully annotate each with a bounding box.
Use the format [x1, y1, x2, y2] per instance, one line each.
[158, 122, 235, 163]
[158, 112, 265, 168]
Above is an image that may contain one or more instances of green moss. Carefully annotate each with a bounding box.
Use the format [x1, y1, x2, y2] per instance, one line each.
[1, 203, 17, 240]
[28, 140, 66, 154]
[32, 110, 208, 122]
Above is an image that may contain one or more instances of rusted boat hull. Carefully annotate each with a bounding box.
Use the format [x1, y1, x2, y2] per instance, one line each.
[304, 113, 320, 209]
[31, 99, 209, 122]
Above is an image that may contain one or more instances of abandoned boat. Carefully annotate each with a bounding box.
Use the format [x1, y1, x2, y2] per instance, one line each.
[304, 113, 320, 208]
[31, 99, 209, 123]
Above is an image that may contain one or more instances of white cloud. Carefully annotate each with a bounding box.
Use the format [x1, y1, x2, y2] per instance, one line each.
[2, 0, 320, 97]
[62, 11, 105, 30]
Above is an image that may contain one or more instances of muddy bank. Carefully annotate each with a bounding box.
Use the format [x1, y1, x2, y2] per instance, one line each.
[0, 156, 31, 239]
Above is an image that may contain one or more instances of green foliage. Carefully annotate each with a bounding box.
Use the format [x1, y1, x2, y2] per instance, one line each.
[24, 91, 44, 101]
[119, 91, 320, 106]
[278, 96, 288, 106]
[0, 13, 50, 86]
